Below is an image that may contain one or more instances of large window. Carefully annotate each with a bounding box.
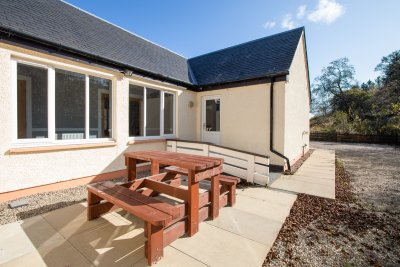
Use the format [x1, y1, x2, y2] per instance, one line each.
[17, 63, 48, 139]
[14, 60, 113, 143]
[129, 85, 175, 138]
[55, 69, 86, 140]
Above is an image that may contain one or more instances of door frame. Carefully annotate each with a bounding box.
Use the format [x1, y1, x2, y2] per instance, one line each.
[201, 95, 221, 144]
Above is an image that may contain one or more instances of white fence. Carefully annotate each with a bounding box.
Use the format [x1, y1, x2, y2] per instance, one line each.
[166, 140, 269, 186]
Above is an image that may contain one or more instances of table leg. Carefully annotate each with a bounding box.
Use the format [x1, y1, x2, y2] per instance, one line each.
[127, 158, 137, 181]
[151, 160, 160, 175]
[188, 170, 199, 236]
[210, 174, 220, 219]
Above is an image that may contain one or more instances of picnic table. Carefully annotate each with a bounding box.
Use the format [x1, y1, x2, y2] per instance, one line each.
[87, 150, 239, 265]
[125, 150, 224, 235]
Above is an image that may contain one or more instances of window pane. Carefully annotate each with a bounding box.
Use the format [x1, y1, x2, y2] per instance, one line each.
[89, 77, 112, 138]
[17, 63, 48, 139]
[164, 93, 174, 134]
[205, 99, 220, 131]
[129, 85, 144, 136]
[146, 88, 160, 136]
[55, 69, 85, 140]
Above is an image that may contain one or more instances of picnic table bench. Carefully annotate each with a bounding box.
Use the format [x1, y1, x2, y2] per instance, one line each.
[87, 150, 240, 265]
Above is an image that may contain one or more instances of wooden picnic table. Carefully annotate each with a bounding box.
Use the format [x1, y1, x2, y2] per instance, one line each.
[124, 150, 224, 236]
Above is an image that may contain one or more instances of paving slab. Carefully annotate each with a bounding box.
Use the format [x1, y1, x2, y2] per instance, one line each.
[270, 149, 336, 199]
[0, 216, 91, 267]
[206, 206, 283, 247]
[42, 203, 118, 239]
[68, 216, 145, 267]
[0, 222, 37, 264]
[170, 223, 269, 267]
[234, 194, 292, 223]
[133, 246, 207, 267]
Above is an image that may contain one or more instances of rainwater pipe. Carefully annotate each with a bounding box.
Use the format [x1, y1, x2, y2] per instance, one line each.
[269, 76, 291, 173]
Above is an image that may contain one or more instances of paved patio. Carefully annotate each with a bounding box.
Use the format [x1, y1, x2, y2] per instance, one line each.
[0, 149, 335, 266]
[0, 187, 297, 267]
[269, 149, 336, 199]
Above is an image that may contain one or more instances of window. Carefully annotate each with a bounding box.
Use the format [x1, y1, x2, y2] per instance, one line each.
[164, 93, 174, 135]
[14, 60, 113, 144]
[55, 69, 86, 140]
[89, 76, 112, 138]
[129, 85, 175, 138]
[17, 63, 48, 139]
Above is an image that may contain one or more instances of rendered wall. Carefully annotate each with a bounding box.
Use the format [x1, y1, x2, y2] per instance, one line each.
[194, 83, 286, 166]
[0, 44, 194, 193]
[283, 33, 311, 163]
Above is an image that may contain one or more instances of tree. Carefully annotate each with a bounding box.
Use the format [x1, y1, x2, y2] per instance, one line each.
[312, 58, 356, 119]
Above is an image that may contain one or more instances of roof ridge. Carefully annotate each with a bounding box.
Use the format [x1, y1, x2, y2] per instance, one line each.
[61, 0, 188, 59]
[189, 27, 304, 61]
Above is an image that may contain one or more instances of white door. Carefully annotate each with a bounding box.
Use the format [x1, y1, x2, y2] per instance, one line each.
[202, 95, 221, 144]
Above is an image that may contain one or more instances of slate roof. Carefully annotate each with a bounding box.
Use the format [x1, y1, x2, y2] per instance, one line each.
[0, 0, 304, 88]
[188, 28, 304, 86]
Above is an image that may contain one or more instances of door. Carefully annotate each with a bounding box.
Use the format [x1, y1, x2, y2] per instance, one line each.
[202, 95, 221, 144]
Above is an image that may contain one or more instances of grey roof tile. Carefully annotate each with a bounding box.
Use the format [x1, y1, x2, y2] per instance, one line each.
[188, 27, 303, 86]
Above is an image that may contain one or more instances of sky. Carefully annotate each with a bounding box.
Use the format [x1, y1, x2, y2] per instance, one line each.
[65, 0, 400, 84]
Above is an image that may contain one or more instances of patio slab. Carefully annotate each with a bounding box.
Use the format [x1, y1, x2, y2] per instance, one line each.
[171, 223, 269, 267]
[269, 149, 336, 199]
[0, 183, 299, 266]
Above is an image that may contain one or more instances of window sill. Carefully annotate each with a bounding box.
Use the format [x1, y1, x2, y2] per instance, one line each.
[8, 141, 117, 155]
[127, 138, 167, 145]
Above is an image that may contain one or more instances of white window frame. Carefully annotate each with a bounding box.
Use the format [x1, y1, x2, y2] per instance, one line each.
[11, 58, 115, 147]
[128, 84, 176, 140]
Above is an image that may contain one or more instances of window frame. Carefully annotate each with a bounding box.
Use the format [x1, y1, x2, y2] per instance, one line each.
[11, 58, 115, 147]
[128, 83, 176, 141]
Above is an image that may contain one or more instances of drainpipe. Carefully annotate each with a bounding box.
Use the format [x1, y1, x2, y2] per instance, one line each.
[269, 77, 291, 172]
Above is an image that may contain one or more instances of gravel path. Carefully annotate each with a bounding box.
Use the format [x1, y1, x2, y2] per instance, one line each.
[264, 141, 400, 267]
[311, 141, 400, 213]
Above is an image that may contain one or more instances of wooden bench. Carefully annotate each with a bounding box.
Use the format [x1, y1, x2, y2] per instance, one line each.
[87, 181, 181, 265]
[164, 166, 240, 206]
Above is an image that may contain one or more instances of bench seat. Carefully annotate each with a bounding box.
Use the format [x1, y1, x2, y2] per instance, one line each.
[164, 166, 240, 206]
[87, 181, 180, 265]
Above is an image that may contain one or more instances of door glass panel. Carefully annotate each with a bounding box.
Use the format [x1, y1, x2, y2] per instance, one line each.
[17, 63, 48, 139]
[55, 69, 85, 140]
[205, 99, 220, 132]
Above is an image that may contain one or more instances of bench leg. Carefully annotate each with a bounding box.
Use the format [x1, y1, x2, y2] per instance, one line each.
[227, 184, 236, 206]
[145, 222, 164, 265]
[127, 158, 137, 181]
[210, 174, 220, 219]
[87, 192, 103, 220]
[188, 170, 199, 236]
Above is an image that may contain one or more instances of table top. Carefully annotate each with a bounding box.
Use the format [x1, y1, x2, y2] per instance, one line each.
[124, 150, 223, 171]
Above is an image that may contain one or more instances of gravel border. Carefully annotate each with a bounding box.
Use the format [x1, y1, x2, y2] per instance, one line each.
[0, 172, 151, 226]
[263, 159, 400, 267]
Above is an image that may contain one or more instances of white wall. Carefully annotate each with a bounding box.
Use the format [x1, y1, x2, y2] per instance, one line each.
[0, 44, 193, 193]
[194, 83, 286, 166]
[283, 33, 311, 163]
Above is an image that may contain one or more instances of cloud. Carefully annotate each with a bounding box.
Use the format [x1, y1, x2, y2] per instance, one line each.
[263, 21, 276, 29]
[308, 0, 345, 24]
[297, 5, 307, 19]
[281, 14, 295, 30]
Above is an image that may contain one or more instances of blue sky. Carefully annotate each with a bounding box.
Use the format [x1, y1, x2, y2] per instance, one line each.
[65, 0, 400, 84]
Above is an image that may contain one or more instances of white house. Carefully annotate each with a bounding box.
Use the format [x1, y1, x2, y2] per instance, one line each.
[0, 0, 310, 196]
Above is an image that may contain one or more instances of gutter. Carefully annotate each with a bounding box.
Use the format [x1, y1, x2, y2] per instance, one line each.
[269, 76, 291, 172]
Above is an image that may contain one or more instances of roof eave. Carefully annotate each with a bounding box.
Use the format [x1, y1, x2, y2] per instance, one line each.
[198, 71, 289, 91]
